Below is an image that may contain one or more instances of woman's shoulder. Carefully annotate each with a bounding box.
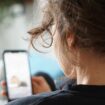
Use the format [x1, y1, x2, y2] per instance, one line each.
[6, 90, 72, 105]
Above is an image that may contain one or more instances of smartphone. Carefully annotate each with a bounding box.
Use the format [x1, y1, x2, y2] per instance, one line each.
[3, 50, 33, 101]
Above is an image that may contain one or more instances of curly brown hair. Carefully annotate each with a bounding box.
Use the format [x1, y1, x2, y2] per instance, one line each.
[29, 0, 105, 55]
[28, 0, 105, 78]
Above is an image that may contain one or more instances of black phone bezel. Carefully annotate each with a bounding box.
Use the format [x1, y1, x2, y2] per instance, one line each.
[3, 50, 33, 102]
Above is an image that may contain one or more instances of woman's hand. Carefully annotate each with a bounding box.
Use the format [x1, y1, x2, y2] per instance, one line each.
[0, 76, 52, 97]
[32, 76, 51, 94]
[0, 81, 7, 96]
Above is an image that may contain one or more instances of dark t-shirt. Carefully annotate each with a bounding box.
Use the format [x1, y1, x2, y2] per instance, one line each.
[7, 85, 105, 105]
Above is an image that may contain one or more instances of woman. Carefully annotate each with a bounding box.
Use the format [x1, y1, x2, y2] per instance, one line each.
[7, 0, 105, 105]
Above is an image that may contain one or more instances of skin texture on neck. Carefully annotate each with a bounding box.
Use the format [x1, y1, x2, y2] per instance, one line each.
[58, 33, 105, 85]
[76, 51, 105, 85]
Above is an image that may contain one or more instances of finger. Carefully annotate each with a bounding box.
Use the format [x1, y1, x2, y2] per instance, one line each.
[32, 77, 42, 81]
[0, 81, 6, 88]
[32, 77, 41, 84]
[32, 80, 39, 87]
[32, 76, 45, 83]
[32, 81, 40, 94]
[0, 90, 7, 97]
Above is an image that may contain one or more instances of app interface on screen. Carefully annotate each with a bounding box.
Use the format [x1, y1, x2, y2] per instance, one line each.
[4, 52, 32, 99]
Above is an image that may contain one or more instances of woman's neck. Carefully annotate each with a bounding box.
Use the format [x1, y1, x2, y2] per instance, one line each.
[77, 69, 105, 85]
[76, 51, 105, 85]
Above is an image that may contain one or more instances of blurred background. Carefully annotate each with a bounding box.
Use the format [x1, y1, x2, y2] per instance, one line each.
[0, 0, 64, 104]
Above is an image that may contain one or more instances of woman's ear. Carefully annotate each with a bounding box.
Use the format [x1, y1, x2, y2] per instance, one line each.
[67, 34, 75, 48]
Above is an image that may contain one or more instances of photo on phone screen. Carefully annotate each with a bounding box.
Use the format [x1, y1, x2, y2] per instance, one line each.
[3, 50, 32, 101]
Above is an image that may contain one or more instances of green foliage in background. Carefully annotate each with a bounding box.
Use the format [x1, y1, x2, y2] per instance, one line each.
[0, 0, 24, 23]
[0, 0, 23, 7]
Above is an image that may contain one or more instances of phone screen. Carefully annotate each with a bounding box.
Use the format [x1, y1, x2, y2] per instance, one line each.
[3, 51, 32, 100]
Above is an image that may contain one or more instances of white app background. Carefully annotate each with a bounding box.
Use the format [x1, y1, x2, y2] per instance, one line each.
[4, 53, 32, 99]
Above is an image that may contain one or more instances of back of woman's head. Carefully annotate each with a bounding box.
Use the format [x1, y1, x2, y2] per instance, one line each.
[29, 0, 105, 76]
[58, 0, 105, 54]
[30, 0, 105, 53]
